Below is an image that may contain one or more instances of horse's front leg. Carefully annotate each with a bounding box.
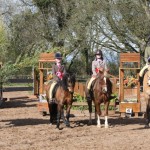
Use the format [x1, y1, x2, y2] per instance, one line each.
[61, 107, 67, 125]
[104, 102, 109, 128]
[48, 103, 53, 125]
[65, 104, 72, 127]
[95, 103, 101, 128]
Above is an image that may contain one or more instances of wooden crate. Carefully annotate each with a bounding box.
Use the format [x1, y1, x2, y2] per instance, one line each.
[37, 102, 49, 114]
[119, 102, 141, 117]
[119, 102, 141, 112]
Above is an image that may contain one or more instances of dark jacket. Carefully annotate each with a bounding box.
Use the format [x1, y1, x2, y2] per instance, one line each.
[52, 63, 66, 81]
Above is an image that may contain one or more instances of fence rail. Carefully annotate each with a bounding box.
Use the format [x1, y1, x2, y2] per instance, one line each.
[3, 78, 33, 92]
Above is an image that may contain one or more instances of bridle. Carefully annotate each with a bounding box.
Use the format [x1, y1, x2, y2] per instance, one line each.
[147, 69, 150, 86]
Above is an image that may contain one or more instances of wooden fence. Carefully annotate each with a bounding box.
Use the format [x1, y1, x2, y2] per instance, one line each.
[74, 78, 119, 98]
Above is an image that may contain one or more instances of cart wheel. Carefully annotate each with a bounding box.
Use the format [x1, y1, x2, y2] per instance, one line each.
[42, 111, 47, 116]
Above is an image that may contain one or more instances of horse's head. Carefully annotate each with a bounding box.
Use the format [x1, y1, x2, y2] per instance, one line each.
[146, 67, 150, 86]
[95, 73, 107, 93]
[62, 73, 76, 93]
[95, 68, 107, 93]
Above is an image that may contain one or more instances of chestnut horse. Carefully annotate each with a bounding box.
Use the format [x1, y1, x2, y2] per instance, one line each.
[85, 71, 112, 128]
[143, 66, 150, 128]
[46, 73, 76, 129]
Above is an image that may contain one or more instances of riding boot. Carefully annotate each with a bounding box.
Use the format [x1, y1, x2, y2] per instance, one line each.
[139, 76, 143, 92]
[86, 89, 91, 102]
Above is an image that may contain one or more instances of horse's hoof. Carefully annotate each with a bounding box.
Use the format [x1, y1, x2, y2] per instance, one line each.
[97, 125, 101, 128]
[88, 121, 92, 126]
[105, 125, 109, 128]
[49, 123, 52, 126]
[56, 125, 60, 129]
[66, 124, 70, 127]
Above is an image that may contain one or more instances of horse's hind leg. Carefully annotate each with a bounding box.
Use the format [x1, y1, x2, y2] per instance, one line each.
[145, 104, 150, 128]
[87, 100, 92, 125]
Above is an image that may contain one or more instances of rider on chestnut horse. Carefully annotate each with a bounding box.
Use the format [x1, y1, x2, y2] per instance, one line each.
[86, 50, 108, 101]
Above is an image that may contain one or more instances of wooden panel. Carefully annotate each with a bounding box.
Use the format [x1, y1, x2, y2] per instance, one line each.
[74, 82, 85, 97]
[120, 53, 140, 63]
[110, 78, 119, 94]
[119, 102, 141, 113]
[120, 69, 124, 101]
[39, 53, 55, 62]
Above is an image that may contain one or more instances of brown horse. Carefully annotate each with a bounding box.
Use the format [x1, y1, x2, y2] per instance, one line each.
[46, 73, 76, 129]
[85, 71, 112, 128]
[143, 66, 150, 128]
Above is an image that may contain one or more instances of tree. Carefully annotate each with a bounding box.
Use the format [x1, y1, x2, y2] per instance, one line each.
[0, 18, 8, 63]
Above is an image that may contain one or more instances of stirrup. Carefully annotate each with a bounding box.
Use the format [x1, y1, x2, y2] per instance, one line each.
[49, 98, 55, 104]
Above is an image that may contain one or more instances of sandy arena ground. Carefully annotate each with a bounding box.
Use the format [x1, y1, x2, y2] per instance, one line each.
[0, 91, 150, 150]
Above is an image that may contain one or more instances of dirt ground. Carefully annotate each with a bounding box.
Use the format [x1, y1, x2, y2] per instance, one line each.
[0, 91, 150, 150]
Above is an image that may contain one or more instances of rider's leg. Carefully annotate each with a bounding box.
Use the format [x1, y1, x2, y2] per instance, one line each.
[49, 81, 57, 102]
[86, 77, 95, 101]
[139, 64, 149, 92]
[139, 64, 149, 77]
[139, 76, 143, 92]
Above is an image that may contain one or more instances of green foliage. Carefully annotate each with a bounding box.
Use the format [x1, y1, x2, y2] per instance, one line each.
[73, 93, 85, 102]
[110, 93, 118, 102]
[0, 62, 19, 83]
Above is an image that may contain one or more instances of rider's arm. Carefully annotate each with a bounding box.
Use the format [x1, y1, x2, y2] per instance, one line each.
[144, 48, 149, 64]
[103, 60, 108, 71]
[52, 64, 59, 81]
[92, 61, 97, 76]
[103, 60, 108, 76]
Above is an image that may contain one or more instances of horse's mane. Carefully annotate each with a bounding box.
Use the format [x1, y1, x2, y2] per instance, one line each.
[57, 73, 76, 90]
[106, 77, 112, 95]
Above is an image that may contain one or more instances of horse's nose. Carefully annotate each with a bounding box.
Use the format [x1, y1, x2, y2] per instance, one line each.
[68, 87, 74, 93]
[148, 80, 150, 86]
[102, 87, 107, 93]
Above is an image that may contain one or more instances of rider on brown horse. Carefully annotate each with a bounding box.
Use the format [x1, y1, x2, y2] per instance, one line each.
[86, 50, 108, 101]
[49, 52, 66, 102]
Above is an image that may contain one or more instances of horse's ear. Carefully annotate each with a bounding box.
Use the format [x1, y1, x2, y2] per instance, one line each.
[99, 67, 104, 73]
